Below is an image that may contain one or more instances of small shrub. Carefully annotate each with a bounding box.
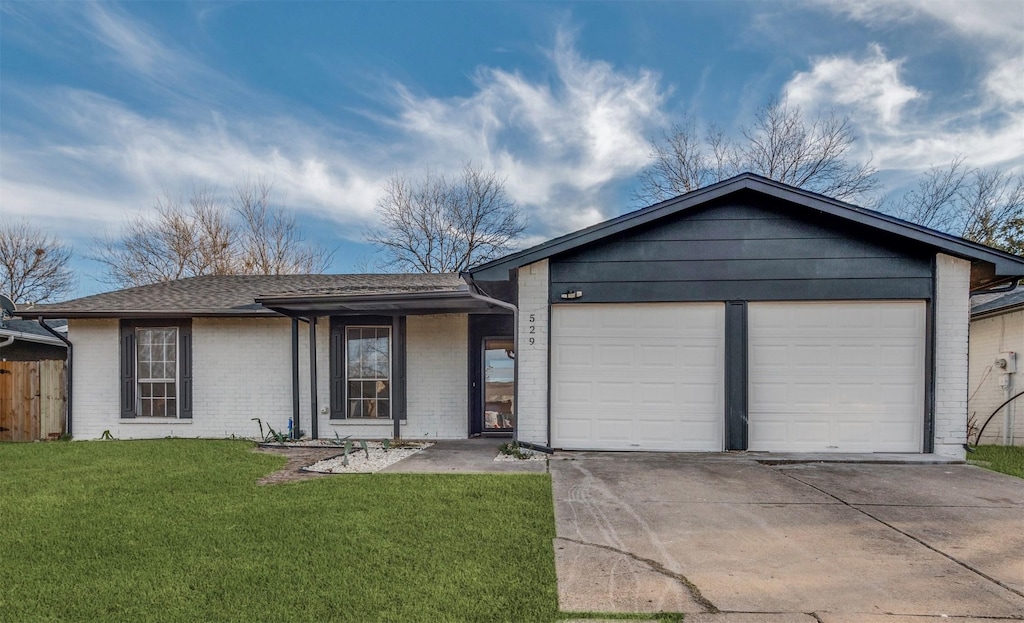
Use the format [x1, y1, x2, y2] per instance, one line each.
[499, 442, 534, 460]
[342, 440, 353, 466]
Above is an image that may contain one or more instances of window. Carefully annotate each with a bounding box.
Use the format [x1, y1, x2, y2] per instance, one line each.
[120, 319, 191, 419]
[346, 326, 391, 418]
[136, 327, 178, 417]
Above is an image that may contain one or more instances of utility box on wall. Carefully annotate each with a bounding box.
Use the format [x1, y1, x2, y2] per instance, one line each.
[995, 352, 1017, 374]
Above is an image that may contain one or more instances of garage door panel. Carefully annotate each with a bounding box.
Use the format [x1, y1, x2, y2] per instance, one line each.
[749, 301, 924, 453]
[595, 418, 632, 442]
[597, 344, 634, 366]
[597, 382, 634, 403]
[836, 421, 874, 445]
[553, 380, 592, 404]
[791, 383, 832, 407]
[638, 344, 681, 368]
[551, 303, 724, 451]
[555, 343, 593, 366]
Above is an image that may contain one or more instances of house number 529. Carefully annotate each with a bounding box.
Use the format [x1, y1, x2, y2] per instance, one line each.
[528, 314, 536, 345]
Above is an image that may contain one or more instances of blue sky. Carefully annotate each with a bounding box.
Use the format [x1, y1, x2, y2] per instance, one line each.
[2, 1, 1022, 296]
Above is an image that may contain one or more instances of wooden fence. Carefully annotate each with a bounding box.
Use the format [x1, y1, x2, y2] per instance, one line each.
[0, 360, 66, 442]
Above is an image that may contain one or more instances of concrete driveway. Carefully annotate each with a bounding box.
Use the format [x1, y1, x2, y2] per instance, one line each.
[550, 453, 1024, 621]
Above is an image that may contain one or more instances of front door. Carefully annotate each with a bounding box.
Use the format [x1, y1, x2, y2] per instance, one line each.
[483, 337, 514, 433]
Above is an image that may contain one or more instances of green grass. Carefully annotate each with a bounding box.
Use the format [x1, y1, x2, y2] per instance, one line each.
[968, 444, 1024, 479]
[0, 439, 559, 622]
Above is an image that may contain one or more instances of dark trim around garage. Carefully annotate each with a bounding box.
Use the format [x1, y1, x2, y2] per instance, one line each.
[925, 256, 937, 453]
[725, 301, 748, 451]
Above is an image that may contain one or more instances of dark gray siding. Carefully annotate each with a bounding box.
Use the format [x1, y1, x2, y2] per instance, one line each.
[549, 194, 934, 303]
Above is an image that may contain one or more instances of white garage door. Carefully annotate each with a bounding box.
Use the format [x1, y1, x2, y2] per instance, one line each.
[748, 301, 925, 453]
[551, 303, 724, 451]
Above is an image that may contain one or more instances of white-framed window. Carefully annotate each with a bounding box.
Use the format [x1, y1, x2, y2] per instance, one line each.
[345, 326, 391, 418]
[136, 327, 178, 417]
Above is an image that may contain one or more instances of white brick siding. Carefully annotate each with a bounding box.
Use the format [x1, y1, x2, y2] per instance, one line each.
[401, 314, 468, 439]
[934, 253, 971, 458]
[69, 313, 471, 441]
[516, 260, 549, 445]
[968, 308, 1024, 445]
[68, 319, 122, 440]
[69, 317, 295, 440]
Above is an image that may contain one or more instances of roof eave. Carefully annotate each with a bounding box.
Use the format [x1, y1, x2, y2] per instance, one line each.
[467, 174, 1024, 280]
[971, 302, 1024, 320]
[255, 289, 497, 315]
[21, 309, 281, 319]
[0, 329, 67, 346]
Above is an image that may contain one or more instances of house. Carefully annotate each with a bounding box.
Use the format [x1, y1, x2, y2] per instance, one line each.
[25, 174, 1024, 457]
[968, 289, 1023, 446]
[0, 318, 68, 361]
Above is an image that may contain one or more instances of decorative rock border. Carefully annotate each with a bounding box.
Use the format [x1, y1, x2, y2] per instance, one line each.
[301, 442, 433, 474]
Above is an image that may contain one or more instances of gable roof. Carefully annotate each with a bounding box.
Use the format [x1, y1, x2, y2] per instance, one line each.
[971, 288, 1024, 318]
[466, 173, 1024, 288]
[21, 274, 465, 319]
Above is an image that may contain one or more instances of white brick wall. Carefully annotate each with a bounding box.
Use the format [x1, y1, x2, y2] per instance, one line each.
[68, 319, 121, 440]
[968, 308, 1024, 445]
[934, 253, 972, 458]
[193, 318, 293, 437]
[69, 317, 295, 440]
[516, 260, 549, 445]
[401, 314, 468, 439]
[70, 313, 472, 441]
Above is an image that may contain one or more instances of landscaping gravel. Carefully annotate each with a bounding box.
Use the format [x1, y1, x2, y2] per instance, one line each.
[494, 448, 547, 462]
[304, 442, 433, 474]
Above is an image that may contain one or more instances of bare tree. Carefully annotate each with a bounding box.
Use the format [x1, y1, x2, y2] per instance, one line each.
[635, 116, 734, 201]
[892, 159, 1024, 254]
[0, 218, 76, 304]
[365, 163, 527, 273]
[635, 98, 878, 205]
[93, 180, 333, 288]
[234, 179, 333, 274]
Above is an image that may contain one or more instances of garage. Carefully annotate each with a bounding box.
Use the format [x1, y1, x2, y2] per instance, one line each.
[466, 173, 1024, 458]
[748, 301, 926, 452]
[551, 303, 724, 451]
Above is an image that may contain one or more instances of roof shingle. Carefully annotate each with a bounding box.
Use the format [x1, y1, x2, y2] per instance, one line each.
[20, 274, 464, 318]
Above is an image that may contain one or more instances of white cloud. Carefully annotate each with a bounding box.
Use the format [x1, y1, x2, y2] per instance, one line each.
[824, 0, 1023, 46]
[786, 5, 1024, 175]
[381, 31, 666, 232]
[1, 25, 666, 257]
[786, 44, 921, 127]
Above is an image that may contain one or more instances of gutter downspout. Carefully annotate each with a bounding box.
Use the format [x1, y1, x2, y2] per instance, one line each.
[970, 278, 1022, 295]
[0, 335, 13, 348]
[462, 273, 554, 454]
[37, 318, 72, 438]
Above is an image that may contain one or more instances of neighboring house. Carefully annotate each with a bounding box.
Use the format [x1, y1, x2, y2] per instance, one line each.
[0, 319, 67, 361]
[25, 174, 1024, 458]
[968, 289, 1024, 446]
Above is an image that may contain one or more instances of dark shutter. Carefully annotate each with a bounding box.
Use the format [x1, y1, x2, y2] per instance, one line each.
[120, 321, 136, 418]
[179, 321, 193, 419]
[329, 321, 346, 419]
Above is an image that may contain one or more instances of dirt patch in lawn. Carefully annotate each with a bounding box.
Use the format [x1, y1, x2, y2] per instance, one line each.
[254, 446, 342, 485]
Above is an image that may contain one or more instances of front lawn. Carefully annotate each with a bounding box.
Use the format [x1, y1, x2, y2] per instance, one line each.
[0, 440, 558, 622]
[969, 444, 1024, 479]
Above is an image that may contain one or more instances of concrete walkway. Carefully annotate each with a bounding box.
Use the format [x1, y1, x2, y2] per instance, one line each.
[380, 438, 548, 473]
[549, 452, 1024, 620]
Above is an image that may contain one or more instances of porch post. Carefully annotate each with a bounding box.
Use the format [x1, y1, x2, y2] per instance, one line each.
[309, 316, 318, 439]
[291, 317, 300, 439]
